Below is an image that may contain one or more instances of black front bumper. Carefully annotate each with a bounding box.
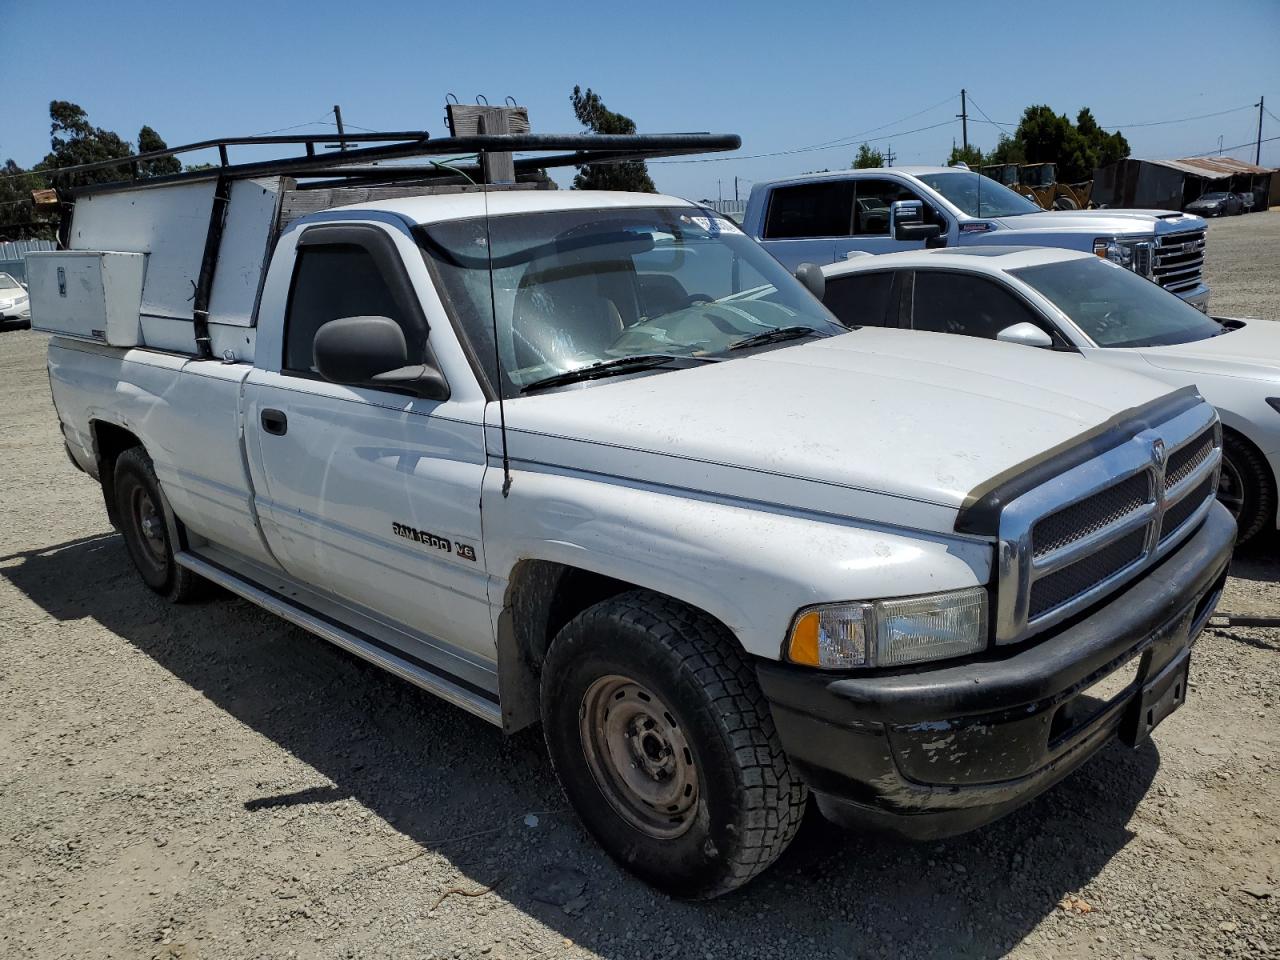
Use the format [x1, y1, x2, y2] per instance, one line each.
[756, 503, 1236, 840]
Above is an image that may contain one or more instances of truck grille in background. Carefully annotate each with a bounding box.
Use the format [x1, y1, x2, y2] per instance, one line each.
[1029, 529, 1148, 619]
[1032, 472, 1152, 558]
[1153, 230, 1205, 295]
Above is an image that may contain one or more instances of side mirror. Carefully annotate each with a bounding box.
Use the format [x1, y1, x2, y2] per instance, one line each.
[794, 262, 825, 301]
[313, 315, 449, 398]
[890, 199, 943, 243]
[996, 321, 1054, 349]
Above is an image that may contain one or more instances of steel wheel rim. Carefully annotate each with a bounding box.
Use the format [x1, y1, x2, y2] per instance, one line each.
[131, 486, 167, 567]
[1218, 457, 1245, 518]
[579, 674, 699, 840]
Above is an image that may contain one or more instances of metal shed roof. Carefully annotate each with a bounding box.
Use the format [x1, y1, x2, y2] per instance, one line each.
[1141, 156, 1274, 177]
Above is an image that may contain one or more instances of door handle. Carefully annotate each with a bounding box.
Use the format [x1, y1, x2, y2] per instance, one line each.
[260, 408, 288, 436]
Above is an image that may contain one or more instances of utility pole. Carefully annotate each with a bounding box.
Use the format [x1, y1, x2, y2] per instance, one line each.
[958, 89, 969, 153]
[734, 176, 739, 202]
[334, 104, 347, 151]
[1257, 96, 1265, 166]
[718, 178, 723, 203]
[884, 144, 896, 167]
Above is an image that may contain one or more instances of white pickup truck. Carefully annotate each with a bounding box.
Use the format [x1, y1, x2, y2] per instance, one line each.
[33, 134, 1235, 899]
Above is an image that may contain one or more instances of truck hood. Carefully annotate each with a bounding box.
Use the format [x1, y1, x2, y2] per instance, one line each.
[992, 210, 1203, 236]
[498, 330, 1175, 535]
[1139, 319, 1280, 384]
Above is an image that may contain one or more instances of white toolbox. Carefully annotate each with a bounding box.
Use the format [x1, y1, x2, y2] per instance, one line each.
[27, 250, 147, 346]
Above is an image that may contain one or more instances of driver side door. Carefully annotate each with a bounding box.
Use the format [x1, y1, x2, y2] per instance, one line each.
[243, 223, 494, 673]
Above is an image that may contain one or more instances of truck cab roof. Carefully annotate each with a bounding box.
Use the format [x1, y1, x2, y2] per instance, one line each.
[320, 189, 697, 227]
[751, 167, 957, 191]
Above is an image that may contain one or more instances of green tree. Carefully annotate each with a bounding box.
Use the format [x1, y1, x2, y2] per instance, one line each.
[1075, 107, 1129, 169]
[569, 86, 656, 192]
[41, 100, 134, 187]
[0, 158, 55, 240]
[986, 133, 1025, 166]
[1006, 104, 1128, 182]
[852, 143, 884, 168]
[946, 143, 984, 168]
[137, 125, 182, 178]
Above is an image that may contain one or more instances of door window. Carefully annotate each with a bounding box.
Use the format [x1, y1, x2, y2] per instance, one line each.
[911, 271, 1041, 340]
[283, 245, 415, 375]
[853, 180, 941, 236]
[762, 181, 854, 239]
[822, 271, 896, 328]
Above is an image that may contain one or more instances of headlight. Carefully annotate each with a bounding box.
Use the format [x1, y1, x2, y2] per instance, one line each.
[1094, 237, 1153, 277]
[786, 587, 988, 669]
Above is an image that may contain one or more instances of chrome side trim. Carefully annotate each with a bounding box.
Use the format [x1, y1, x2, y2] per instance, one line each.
[174, 550, 503, 727]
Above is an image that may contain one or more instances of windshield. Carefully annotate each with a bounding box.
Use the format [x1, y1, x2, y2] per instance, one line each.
[1013, 257, 1224, 348]
[915, 171, 1043, 218]
[0, 273, 20, 290]
[1199, 193, 1229, 201]
[418, 206, 844, 396]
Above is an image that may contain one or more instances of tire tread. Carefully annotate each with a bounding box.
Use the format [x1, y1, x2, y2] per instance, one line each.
[546, 590, 807, 897]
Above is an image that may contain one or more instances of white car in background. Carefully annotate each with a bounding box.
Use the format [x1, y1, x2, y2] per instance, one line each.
[0, 272, 31, 326]
[819, 247, 1280, 542]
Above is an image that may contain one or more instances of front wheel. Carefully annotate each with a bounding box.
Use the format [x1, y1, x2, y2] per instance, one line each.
[541, 591, 807, 899]
[1219, 433, 1276, 544]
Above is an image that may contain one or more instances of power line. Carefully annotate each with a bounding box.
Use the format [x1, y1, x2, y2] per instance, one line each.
[652, 94, 959, 164]
[250, 112, 338, 137]
[1179, 134, 1280, 158]
[1099, 104, 1255, 129]
[654, 117, 957, 165]
[964, 94, 1014, 136]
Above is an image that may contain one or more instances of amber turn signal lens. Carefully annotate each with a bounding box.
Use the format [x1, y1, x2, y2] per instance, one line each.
[788, 611, 822, 666]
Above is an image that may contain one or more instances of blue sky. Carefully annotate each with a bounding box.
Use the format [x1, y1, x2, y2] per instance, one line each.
[3, 0, 1278, 200]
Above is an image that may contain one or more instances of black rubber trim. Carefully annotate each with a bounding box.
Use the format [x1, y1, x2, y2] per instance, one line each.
[954, 385, 1205, 536]
[757, 501, 1235, 726]
[193, 553, 498, 705]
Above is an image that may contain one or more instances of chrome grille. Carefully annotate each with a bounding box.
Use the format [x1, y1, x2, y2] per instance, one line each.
[994, 402, 1221, 645]
[1165, 426, 1214, 490]
[1161, 475, 1216, 542]
[1032, 471, 1152, 558]
[1153, 230, 1205, 294]
[1029, 529, 1147, 619]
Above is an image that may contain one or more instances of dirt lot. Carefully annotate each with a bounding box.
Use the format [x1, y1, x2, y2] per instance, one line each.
[2, 213, 1279, 960]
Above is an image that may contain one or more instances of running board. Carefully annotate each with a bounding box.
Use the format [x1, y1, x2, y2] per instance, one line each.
[174, 550, 503, 726]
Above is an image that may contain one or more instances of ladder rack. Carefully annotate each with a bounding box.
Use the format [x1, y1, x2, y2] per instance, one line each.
[50, 131, 742, 197]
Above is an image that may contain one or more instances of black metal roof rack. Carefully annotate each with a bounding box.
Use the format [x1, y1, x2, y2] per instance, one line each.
[50, 131, 742, 197]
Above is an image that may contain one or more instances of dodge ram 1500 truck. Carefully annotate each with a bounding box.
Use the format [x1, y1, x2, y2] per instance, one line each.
[33, 134, 1235, 899]
[741, 167, 1212, 311]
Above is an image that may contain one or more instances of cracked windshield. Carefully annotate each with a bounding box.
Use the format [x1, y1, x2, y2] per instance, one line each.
[418, 206, 845, 395]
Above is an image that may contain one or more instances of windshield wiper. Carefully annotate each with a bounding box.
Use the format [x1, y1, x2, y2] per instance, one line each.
[728, 325, 828, 351]
[520, 353, 712, 393]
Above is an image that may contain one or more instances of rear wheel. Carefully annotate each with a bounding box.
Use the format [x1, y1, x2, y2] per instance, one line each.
[1219, 432, 1275, 544]
[113, 447, 206, 602]
[541, 591, 807, 899]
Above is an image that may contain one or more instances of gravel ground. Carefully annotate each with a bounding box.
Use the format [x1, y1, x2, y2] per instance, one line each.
[2, 213, 1279, 960]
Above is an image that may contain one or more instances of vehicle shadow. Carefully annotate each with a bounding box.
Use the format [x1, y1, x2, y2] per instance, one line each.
[5, 533, 1161, 960]
[1226, 532, 1280, 589]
